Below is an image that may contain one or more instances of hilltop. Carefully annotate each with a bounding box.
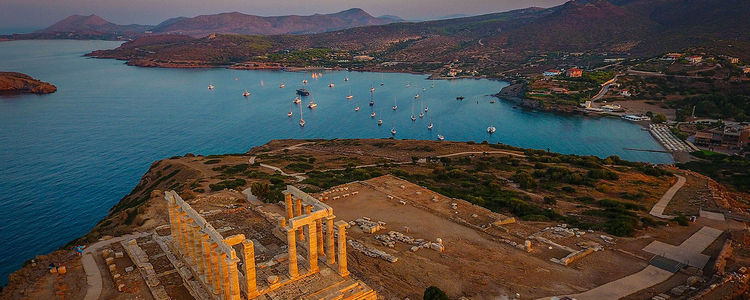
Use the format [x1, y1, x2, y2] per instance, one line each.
[3, 9, 402, 40]
[84, 0, 750, 75]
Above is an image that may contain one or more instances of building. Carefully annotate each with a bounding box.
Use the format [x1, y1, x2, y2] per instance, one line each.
[543, 69, 561, 77]
[694, 124, 750, 150]
[686, 55, 703, 64]
[663, 53, 683, 60]
[352, 55, 374, 61]
[743, 66, 750, 74]
[620, 89, 632, 97]
[567, 67, 583, 78]
[550, 87, 569, 94]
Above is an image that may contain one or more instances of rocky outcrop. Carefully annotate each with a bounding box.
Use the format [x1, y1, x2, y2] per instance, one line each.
[0, 72, 57, 95]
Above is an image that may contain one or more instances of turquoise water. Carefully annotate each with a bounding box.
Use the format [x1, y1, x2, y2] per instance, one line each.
[0, 40, 672, 284]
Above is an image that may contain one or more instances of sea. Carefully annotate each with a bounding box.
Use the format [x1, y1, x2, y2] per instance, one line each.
[0, 40, 673, 284]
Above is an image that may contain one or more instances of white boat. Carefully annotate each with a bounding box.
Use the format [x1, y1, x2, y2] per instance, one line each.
[411, 115, 417, 121]
[288, 103, 293, 117]
[437, 134, 445, 141]
[347, 87, 353, 99]
[392, 97, 398, 110]
[422, 87, 426, 91]
[411, 103, 416, 121]
[424, 106, 429, 112]
[308, 101, 317, 109]
[344, 77, 349, 81]
[391, 128, 397, 135]
[414, 94, 419, 99]
[355, 105, 360, 112]
[299, 105, 305, 127]
[242, 90, 250, 97]
[302, 79, 308, 84]
[378, 119, 383, 126]
[427, 122, 433, 130]
[370, 86, 375, 92]
[280, 83, 285, 88]
[293, 97, 301, 104]
[487, 126, 496, 134]
[208, 84, 215, 90]
[329, 83, 335, 88]
[370, 112, 376, 118]
[419, 112, 424, 118]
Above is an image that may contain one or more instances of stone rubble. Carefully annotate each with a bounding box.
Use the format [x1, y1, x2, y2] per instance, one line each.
[348, 239, 398, 263]
[374, 231, 445, 253]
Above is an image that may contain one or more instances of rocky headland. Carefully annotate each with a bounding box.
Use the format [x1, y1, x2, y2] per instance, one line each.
[0, 72, 57, 95]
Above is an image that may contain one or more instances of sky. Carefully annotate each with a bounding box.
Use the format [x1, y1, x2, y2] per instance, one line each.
[0, 0, 568, 30]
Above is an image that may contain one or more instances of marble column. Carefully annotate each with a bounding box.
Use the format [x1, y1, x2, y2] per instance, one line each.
[287, 228, 298, 278]
[285, 194, 294, 221]
[316, 218, 325, 256]
[192, 225, 204, 276]
[326, 217, 336, 265]
[336, 221, 349, 277]
[242, 240, 258, 298]
[220, 252, 230, 300]
[307, 223, 319, 273]
[183, 217, 193, 260]
[210, 244, 221, 295]
[202, 235, 213, 287]
[227, 257, 241, 300]
[295, 199, 304, 241]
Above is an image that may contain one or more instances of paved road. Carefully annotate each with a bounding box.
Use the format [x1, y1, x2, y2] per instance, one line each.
[82, 232, 150, 300]
[649, 174, 686, 219]
[643, 226, 722, 268]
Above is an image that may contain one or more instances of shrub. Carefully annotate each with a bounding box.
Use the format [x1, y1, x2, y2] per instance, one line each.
[424, 286, 449, 300]
[209, 179, 246, 191]
[511, 171, 537, 189]
[544, 196, 557, 205]
[204, 159, 221, 164]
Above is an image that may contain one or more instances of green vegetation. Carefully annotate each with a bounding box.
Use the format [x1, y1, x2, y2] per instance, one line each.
[423, 286, 449, 300]
[213, 164, 250, 176]
[203, 159, 221, 164]
[286, 162, 314, 172]
[209, 179, 246, 191]
[303, 168, 384, 189]
[675, 94, 750, 121]
[678, 152, 750, 192]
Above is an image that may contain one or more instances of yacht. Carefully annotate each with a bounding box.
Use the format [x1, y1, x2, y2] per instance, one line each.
[370, 112, 376, 118]
[437, 134, 445, 141]
[419, 112, 424, 118]
[242, 90, 250, 97]
[490, 98, 496, 104]
[378, 119, 383, 126]
[208, 84, 215, 90]
[347, 87, 353, 99]
[424, 106, 429, 112]
[299, 106, 305, 127]
[456, 96, 464, 100]
[302, 79, 308, 84]
[329, 83, 335, 88]
[355, 105, 360, 112]
[369, 99, 374, 106]
[427, 122, 433, 130]
[293, 97, 302, 104]
[344, 77, 349, 81]
[280, 83, 285, 88]
[307, 99, 317, 109]
[391, 127, 397, 135]
[411, 115, 417, 121]
[414, 94, 419, 99]
[392, 97, 398, 110]
[296, 89, 310, 96]
[487, 126, 496, 134]
[370, 86, 375, 92]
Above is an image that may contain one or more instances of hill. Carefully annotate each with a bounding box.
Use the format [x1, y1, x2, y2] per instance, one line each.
[85, 0, 750, 74]
[3, 9, 402, 40]
[0, 72, 57, 95]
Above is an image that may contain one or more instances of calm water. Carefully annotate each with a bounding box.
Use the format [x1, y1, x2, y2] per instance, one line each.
[0, 40, 672, 284]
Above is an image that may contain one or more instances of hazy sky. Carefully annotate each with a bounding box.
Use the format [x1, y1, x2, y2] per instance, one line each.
[0, 0, 568, 29]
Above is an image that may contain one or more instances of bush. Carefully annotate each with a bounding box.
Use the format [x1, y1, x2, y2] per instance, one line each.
[424, 286, 449, 300]
[544, 196, 557, 205]
[209, 179, 246, 191]
[251, 182, 271, 201]
[511, 171, 537, 189]
[204, 159, 221, 164]
[286, 162, 313, 172]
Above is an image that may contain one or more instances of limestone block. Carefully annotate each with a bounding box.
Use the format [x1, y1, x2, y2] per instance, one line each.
[113, 273, 121, 279]
[125, 266, 134, 273]
[50, 267, 57, 273]
[105, 257, 114, 264]
[114, 252, 124, 258]
[117, 283, 126, 292]
[399, 200, 406, 205]
[266, 275, 279, 284]
[57, 266, 66, 274]
[102, 249, 113, 258]
[127, 239, 138, 246]
[399, 185, 405, 189]
[108, 264, 116, 272]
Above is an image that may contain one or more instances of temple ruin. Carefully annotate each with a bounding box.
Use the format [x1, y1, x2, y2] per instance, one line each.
[164, 186, 376, 299]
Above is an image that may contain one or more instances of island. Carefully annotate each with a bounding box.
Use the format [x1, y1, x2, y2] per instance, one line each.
[0, 72, 57, 95]
[2, 138, 749, 299]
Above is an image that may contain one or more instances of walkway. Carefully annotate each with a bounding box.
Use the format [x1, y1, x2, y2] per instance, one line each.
[82, 232, 151, 300]
[642, 226, 723, 268]
[549, 265, 674, 300]
[436, 150, 525, 158]
[649, 174, 686, 219]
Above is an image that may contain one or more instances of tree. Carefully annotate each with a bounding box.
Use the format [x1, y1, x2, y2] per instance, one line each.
[251, 182, 271, 202]
[424, 286, 449, 300]
[652, 113, 667, 123]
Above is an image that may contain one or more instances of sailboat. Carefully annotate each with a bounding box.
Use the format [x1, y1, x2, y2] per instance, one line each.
[299, 105, 306, 127]
[487, 125, 496, 134]
[280, 83, 285, 88]
[302, 79, 308, 85]
[380, 74, 384, 86]
[419, 111, 424, 118]
[208, 83, 215, 90]
[293, 97, 302, 104]
[392, 97, 398, 110]
[354, 99, 360, 112]
[346, 87, 353, 100]
[424, 105, 429, 112]
[370, 85, 375, 92]
[242, 90, 250, 97]
[391, 123, 397, 135]
[329, 83, 335, 88]
[344, 77, 349, 81]
[288, 103, 293, 118]
[378, 110, 383, 125]
[427, 118, 433, 130]
[410, 103, 416, 121]
[414, 94, 419, 99]
[437, 122, 445, 141]
[370, 111, 376, 118]
[307, 97, 317, 109]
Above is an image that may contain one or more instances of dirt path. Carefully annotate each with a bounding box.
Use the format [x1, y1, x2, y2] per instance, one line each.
[436, 150, 525, 158]
[82, 232, 150, 300]
[649, 174, 686, 219]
